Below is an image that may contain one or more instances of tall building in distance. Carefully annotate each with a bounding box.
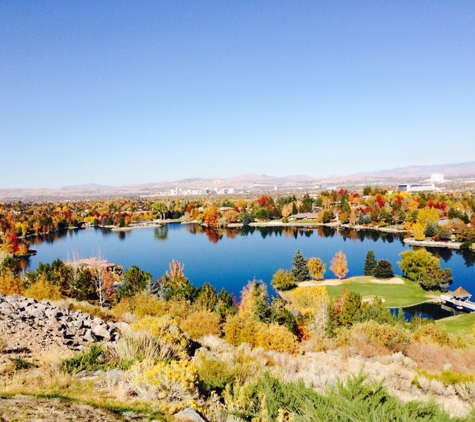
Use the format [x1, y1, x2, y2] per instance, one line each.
[431, 173, 445, 183]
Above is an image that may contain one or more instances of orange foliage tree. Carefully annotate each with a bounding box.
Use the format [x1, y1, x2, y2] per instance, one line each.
[330, 250, 349, 280]
[203, 206, 219, 227]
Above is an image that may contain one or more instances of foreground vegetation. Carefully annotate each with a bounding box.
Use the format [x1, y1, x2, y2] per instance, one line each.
[1, 250, 475, 420]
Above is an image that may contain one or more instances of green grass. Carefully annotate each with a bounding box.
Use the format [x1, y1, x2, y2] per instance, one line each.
[436, 312, 475, 335]
[324, 276, 433, 308]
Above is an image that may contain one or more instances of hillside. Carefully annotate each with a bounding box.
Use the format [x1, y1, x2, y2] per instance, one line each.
[1, 161, 474, 201]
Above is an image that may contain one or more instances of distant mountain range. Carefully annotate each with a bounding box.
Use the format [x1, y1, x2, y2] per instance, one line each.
[1, 162, 474, 200]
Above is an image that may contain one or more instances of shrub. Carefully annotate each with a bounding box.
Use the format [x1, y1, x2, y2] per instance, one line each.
[224, 314, 257, 347]
[289, 286, 328, 311]
[417, 369, 475, 387]
[8, 357, 38, 370]
[271, 269, 297, 291]
[111, 297, 134, 320]
[125, 358, 199, 414]
[60, 344, 108, 374]
[413, 323, 450, 346]
[114, 329, 177, 364]
[339, 321, 411, 357]
[195, 352, 236, 392]
[133, 291, 167, 318]
[224, 314, 299, 353]
[179, 310, 221, 339]
[0, 272, 23, 295]
[59, 299, 116, 322]
[132, 316, 190, 360]
[24, 274, 62, 301]
[254, 323, 299, 354]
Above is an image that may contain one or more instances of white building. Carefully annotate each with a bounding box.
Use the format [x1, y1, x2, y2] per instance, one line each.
[431, 173, 445, 183]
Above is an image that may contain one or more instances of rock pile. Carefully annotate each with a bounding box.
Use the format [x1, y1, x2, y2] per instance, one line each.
[0, 293, 126, 354]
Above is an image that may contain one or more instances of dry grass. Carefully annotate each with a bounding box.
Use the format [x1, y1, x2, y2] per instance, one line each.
[406, 342, 475, 375]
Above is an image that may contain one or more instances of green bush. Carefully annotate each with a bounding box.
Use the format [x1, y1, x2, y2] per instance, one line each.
[9, 357, 38, 370]
[60, 344, 108, 374]
[195, 353, 236, 392]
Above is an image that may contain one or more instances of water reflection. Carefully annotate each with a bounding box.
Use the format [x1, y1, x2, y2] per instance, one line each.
[20, 224, 475, 270]
[427, 246, 475, 267]
[154, 226, 168, 241]
[392, 302, 464, 321]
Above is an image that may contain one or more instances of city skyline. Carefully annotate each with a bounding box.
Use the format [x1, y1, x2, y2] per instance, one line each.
[1, 1, 474, 189]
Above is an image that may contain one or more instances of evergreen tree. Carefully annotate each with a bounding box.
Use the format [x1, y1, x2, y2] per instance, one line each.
[146, 277, 159, 295]
[242, 213, 254, 226]
[291, 202, 298, 215]
[291, 249, 310, 282]
[195, 281, 217, 311]
[363, 250, 377, 276]
[375, 259, 394, 279]
[215, 288, 235, 318]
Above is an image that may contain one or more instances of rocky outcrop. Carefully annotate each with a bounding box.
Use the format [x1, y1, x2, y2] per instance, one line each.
[0, 293, 127, 353]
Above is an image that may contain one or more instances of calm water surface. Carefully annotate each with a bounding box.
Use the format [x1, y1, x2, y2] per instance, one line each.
[23, 224, 475, 299]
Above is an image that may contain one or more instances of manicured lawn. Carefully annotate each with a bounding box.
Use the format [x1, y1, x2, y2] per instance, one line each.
[324, 276, 434, 308]
[436, 312, 475, 335]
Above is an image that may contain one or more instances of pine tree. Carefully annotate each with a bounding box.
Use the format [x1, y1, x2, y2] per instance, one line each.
[292, 202, 298, 215]
[291, 249, 310, 282]
[375, 259, 394, 279]
[146, 277, 159, 295]
[363, 250, 377, 276]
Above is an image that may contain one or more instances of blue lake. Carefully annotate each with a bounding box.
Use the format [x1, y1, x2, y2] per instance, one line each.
[22, 224, 475, 300]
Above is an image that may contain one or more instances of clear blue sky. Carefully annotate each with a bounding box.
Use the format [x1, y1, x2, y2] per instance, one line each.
[1, 1, 474, 188]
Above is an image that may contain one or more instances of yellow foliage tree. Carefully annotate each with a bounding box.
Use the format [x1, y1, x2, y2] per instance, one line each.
[416, 206, 439, 227]
[224, 314, 298, 353]
[289, 286, 329, 332]
[330, 251, 349, 280]
[0, 272, 23, 295]
[166, 259, 185, 279]
[24, 274, 61, 301]
[307, 257, 326, 280]
[289, 286, 328, 311]
[411, 222, 425, 241]
[180, 310, 221, 339]
[238, 280, 268, 319]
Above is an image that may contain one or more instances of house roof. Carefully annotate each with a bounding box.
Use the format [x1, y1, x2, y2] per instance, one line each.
[450, 286, 472, 298]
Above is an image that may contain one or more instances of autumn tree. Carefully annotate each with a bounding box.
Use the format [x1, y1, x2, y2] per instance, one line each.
[416, 206, 439, 227]
[203, 206, 219, 227]
[291, 249, 310, 282]
[93, 269, 116, 306]
[363, 250, 377, 276]
[238, 279, 268, 321]
[307, 257, 326, 280]
[271, 269, 297, 291]
[399, 249, 452, 291]
[330, 250, 349, 280]
[411, 222, 426, 241]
